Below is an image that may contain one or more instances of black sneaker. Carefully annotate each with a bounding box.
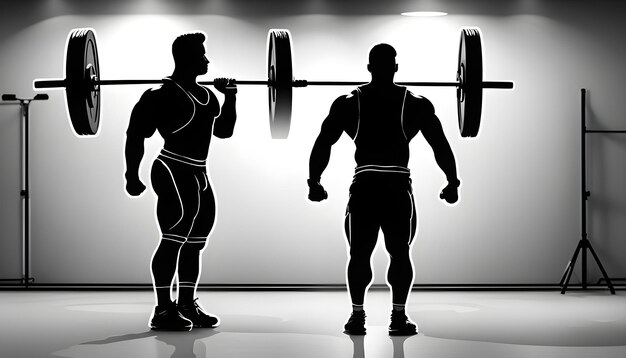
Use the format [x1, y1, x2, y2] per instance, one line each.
[150, 302, 193, 331]
[344, 310, 366, 335]
[388, 310, 418, 336]
[178, 298, 220, 328]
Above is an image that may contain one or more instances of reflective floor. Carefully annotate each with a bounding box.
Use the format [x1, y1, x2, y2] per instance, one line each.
[1, 290, 625, 358]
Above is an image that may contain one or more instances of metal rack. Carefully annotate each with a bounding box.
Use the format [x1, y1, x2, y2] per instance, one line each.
[0, 94, 48, 288]
[560, 88, 617, 294]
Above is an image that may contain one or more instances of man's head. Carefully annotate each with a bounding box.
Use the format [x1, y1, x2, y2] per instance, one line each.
[367, 43, 398, 83]
[172, 32, 209, 76]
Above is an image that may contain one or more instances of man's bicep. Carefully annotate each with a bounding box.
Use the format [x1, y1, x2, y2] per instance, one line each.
[318, 117, 342, 145]
[421, 113, 449, 148]
[404, 93, 437, 139]
[317, 97, 349, 144]
[406, 95, 442, 142]
[126, 93, 157, 139]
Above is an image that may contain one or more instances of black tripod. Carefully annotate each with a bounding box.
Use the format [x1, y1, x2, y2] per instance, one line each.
[0, 93, 48, 288]
[560, 89, 616, 294]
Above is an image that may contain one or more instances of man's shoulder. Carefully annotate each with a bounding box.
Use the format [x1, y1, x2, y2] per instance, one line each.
[405, 90, 435, 113]
[331, 92, 358, 108]
[405, 90, 431, 103]
[138, 81, 180, 102]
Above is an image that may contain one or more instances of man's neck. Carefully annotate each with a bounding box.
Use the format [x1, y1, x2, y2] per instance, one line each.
[368, 77, 396, 88]
[170, 71, 197, 88]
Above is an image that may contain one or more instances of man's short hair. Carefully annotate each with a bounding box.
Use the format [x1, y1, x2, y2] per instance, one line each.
[172, 32, 206, 63]
[369, 43, 397, 65]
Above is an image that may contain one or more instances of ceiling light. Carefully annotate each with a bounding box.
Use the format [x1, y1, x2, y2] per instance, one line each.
[401, 11, 448, 17]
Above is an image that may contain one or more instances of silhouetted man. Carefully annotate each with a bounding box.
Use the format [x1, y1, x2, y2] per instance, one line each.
[308, 43, 459, 336]
[125, 32, 237, 331]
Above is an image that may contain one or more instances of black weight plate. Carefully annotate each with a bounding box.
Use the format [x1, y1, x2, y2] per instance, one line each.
[456, 28, 483, 137]
[66, 28, 100, 136]
[267, 29, 293, 139]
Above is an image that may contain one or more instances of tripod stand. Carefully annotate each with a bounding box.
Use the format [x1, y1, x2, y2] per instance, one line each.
[560, 89, 616, 294]
[0, 93, 48, 288]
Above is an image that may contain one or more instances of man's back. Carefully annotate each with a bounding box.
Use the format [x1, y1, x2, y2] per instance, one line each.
[329, 84, 438, 168]
[128, 80, 220, 161]
[352, 84, 409, 168]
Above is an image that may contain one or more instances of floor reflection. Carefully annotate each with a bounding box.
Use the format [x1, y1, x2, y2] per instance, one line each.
[81, 328, 219, 358]
[75, 324, 418, 358]
[349, 332, 415, 358]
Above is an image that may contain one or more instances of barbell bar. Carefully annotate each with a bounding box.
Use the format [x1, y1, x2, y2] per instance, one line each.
[33, 27, 514, 138]
[34, 79, 512, 88]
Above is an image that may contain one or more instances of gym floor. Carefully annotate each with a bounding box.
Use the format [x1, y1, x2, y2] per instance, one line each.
[1, 289, 624, 358]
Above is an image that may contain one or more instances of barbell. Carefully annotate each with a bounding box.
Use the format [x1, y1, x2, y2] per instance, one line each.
[34, 27, 513, 139]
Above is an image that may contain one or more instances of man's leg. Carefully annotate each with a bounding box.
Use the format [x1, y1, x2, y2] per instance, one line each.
[177, 240, 204, 305]
[381, 188, 418, 335]
[382, 233, 415, 309]
[151, 238, 184, 306]
[343, 197, 380, 335]
[149, 158, 195, 330]
[176, 238, 219, 328]
[177, 176, 219, 328]
[382, 226, 415, 307]
[345, 212, 380, 307]
[150, 239, 193, 331]
[178, 176, 215, 304]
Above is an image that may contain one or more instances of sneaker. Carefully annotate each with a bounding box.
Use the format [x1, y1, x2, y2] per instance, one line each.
[150, 302, 193, 331]
[178, 298, 220, 328]
[388, 310, 418, 336]
[344, 310, 366, 335]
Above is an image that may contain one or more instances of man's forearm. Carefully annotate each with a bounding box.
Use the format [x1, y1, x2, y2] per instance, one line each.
[435, 150, 459, 185]
[125, 136, 145, 180]
[309, 139, 332, 181]
[214, 94, 237, 138]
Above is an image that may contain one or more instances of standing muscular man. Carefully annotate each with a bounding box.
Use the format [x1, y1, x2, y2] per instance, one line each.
[308, 44, 459, 336]
[125, 32, 237, 331]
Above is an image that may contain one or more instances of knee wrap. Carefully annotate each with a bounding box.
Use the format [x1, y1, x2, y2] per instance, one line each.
[186, 236, 208, 247]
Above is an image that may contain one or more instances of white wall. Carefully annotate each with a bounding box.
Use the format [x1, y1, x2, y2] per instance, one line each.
[0, 0, 624, 285]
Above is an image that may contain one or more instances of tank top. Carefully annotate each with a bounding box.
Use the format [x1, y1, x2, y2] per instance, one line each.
[160, 78, 219, 161]
[353, 85, 410, 171]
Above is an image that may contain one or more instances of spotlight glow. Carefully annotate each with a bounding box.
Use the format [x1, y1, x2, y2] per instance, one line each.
[401, 11, 448, 17]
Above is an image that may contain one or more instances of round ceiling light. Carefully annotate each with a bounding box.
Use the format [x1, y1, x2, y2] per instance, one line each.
[401, 11, 448, 17]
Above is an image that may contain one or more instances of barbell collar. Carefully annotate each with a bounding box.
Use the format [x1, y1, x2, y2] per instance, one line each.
[481, 81, 514, 89]
[34, 79, 67, 89]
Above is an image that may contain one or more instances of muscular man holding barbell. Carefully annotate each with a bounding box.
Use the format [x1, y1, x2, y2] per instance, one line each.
[124, 32, 237, 331]
[308, 43, 460, 336]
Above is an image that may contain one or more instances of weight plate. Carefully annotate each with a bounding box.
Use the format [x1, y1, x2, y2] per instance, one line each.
[456, 28, 483, 137]
[65, 28, 100, 136]
[267, 29, 293, 139]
